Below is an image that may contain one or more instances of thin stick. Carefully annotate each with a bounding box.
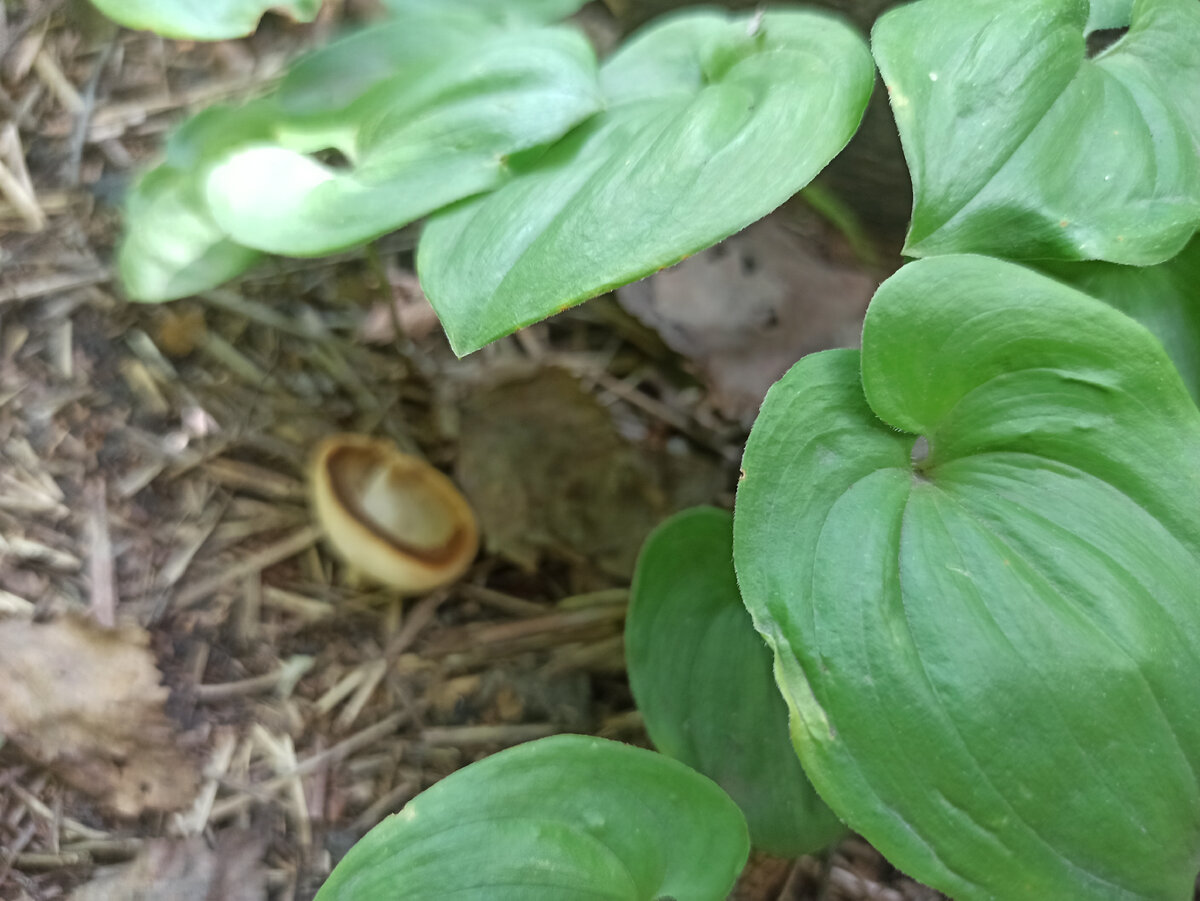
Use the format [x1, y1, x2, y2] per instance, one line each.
[33, 47, 82, 113]
[420, 723, 557, 747]
[175, 729, 238, 836]
[10, 851, 90, 869]
[0, 268, 109, 304]
[87, 478, 116, 627]
[66, 34, 118, 185]
[194, 655, 314, 702]
[385, 590, 449, 656]
[208, 712, 407, 822]
[0, 151, 43, 231]
[173, 525, 320, 609]
[459, 583, 548, 618]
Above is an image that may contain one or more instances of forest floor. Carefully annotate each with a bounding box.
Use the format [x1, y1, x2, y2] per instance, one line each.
[0, 1, 953, 899]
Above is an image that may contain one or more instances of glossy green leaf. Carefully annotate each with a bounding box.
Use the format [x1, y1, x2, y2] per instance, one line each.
[873, 0, 1200, 264]
[626, 507, 844, 857]
[273, 17, 495, 124]
[734, 256, 1200, 900]
[205, 27, 601, 257]
[314, 734, 749, 901]
[89, 0, 319, 39]
[418, 8, 874, 355]
[118, 104, 272, 302]
[1042, 235, 1200, 404]
[1088, 0, 1135, 30]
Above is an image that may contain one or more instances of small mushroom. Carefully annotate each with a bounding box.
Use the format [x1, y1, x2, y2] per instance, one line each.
[308, 434, 478, 594]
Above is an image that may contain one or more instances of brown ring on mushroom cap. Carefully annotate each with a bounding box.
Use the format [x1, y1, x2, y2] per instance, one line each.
[309, 434, 479, 594]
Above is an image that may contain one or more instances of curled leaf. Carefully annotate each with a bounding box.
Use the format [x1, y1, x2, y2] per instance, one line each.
[206, 27, 601, 256]
[89, 0, 320, 40]
[118, 104, 271, 302]
[419, 8, 874, 354]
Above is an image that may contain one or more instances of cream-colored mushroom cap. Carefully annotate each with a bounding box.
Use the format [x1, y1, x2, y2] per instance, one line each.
[308, 434, 478, 594]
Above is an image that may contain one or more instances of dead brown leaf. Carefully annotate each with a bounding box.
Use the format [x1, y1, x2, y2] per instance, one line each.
[456, 369, 668, 579]
[618, 215, 877, 422]
[70, 832, 266, 901]
[0, 616, 199, 817]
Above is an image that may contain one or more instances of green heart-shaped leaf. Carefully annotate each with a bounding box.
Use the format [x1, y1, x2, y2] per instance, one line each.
[627, 507, 844, 857]
[873, 0, 1200, 264]
[118, 104, 272, 302]
[1042, 235, 1200, 404]
[206, 27, 601, 257]
[734, 256, 1200, 900]
[418, 8, 874, 355]
[314, 734, 749, 901]
[89, 0, 319, 39]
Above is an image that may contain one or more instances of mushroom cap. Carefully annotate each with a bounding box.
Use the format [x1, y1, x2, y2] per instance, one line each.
[309, 434, 479, 594]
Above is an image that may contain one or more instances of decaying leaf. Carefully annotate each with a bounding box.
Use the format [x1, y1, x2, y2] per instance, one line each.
[0, 616, 198, 816]
[71, 831, 266, 901]
[429, 661, 592, 731]
[456, 369, 669, 578]
[618, 215, 876, 422]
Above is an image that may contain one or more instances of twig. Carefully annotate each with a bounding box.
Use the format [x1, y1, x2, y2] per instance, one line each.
[385, 589, 449, 657]
[194, 655, 314, 702]
[555, 356, 740, 462]
[420, 723, 557, 747]
[556, 588, 628, 609]
[334, 659, 387, 732]
[5, 782, 108, 841]
[86, 478, 116, 627]
[202, 458, 305, 501]
[253, 726, 312, 848]
[10, 851, 90, 869]
[175, 729, 238, 836]
[458, 583, 549, 618]
[0, 123, 44, 231]
[0, 0, 64, 64]
[0, 590, 34, 616]
[0, 268, 110, 304]
[261, 586, 334, 621]
[33, 46, 82, 113]
[350, 778, 418, 832]
[66, 31, 119, 185]
[60, 838, 144, 862]
[0, 822, 37, 886]
[173, 525, 320, 609]
[426, 605, 627, 655]
[208, 712, 407, 822]
[202, 288, 321, 338]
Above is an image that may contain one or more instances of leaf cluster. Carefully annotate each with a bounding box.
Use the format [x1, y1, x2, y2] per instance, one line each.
[111, 0, 875, 355]
[92, 0, 1200, 898]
